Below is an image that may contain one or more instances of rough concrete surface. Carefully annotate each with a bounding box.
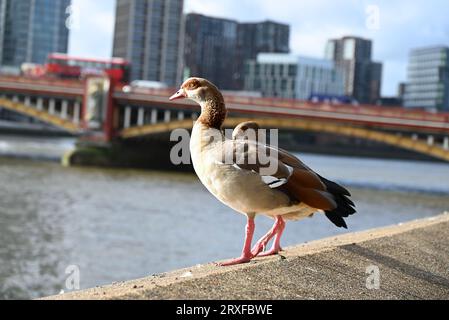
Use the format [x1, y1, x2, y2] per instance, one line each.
[45, 213, 449, 300]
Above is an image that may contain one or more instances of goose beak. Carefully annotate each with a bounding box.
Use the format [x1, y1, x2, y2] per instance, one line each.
[169, 89, 187, 101]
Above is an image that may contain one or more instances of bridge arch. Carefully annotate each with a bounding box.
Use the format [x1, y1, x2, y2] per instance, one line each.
[0, 97, 81, 133]
[119, 117, 449, 162]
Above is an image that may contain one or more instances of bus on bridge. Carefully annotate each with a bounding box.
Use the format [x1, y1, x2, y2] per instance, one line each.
[44, 53, 131, 84]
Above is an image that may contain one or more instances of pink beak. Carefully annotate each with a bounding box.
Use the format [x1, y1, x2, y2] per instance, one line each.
[169, 89, 187, 101]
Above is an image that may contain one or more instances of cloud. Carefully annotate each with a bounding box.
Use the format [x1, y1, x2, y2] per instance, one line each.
[184, 0, 230, 17]
[68, 0, 115, 59]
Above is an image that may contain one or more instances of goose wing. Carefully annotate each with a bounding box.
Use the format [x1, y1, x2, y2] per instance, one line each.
[217, 137, 356, 228]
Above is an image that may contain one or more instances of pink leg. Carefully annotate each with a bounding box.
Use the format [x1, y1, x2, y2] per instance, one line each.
[251, 216, 284, 256]
[258, 217, 286, 257]
[219, 216, 256, 266]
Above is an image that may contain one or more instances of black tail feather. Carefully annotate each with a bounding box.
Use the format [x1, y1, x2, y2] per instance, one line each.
[320, 177, 356, 229]
[325, 212, 348, 229]
[318, 175, 351, 197]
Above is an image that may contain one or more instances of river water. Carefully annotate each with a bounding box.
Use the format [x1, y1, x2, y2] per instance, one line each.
[0, 135, 448, 299]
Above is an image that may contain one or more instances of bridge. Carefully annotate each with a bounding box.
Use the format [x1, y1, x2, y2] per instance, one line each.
[1, 75, 449, 164]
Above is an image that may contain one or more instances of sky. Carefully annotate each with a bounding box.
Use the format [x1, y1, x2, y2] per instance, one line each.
[68, 0, 449, 96]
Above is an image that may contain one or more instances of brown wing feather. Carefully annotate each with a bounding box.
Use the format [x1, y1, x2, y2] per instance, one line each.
[273, 146, 312, 170]
[285, 183, 337, 211]
[288, 168, 326, 191]
[282, 168, 336, 210]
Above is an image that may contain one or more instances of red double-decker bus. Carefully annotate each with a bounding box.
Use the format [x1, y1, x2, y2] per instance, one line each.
[45, 53, 130, 83]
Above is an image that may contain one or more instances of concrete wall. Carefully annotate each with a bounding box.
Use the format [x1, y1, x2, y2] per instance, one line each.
[45, 213, 449, 300]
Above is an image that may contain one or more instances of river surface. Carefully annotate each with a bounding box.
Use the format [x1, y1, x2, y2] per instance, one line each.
[0, 135, 448, 299]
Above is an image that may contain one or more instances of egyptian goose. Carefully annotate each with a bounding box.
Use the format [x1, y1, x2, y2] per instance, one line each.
[169, 78, 356, 266]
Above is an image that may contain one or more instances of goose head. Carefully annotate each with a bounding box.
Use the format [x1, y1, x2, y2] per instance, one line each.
[170, 77, 227, 129]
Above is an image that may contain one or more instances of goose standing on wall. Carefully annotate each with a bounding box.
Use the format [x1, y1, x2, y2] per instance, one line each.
[169, 78, 356, 266]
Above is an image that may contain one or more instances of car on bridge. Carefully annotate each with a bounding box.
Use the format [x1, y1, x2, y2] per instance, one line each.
[309, 93, 359, 106]
[122, 80, 169, 93]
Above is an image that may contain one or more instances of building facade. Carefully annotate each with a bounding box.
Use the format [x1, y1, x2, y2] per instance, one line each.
[325, 36, 382, 104]
[244, 53, 344, 100]
[403, 46, 449, 111]
[0, 0, 70, 68]
[234, 20, 290, 88]
[184, 14, 290, 90]
[184, 13, 238, 90]
[113, 0, 184, 87]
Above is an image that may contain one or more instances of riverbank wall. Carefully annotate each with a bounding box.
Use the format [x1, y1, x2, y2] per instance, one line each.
[45, 213, 449, 300]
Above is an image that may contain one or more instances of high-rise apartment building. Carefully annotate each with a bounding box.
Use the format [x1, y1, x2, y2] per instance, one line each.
[325, 36, 382, 104]
[403, 46, 449, 111]
[113, 0, 184, 86]
[184, 14, 290, 90]
[0, 0, 70, 68]
[244, 53, 344, 100]
[234, 21, 290, 88]
[237, 21, 289, 62]
[184, 13, 238, 90]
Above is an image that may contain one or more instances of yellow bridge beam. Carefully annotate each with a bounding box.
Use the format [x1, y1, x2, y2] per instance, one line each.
[119, 117, 449, 163]
[0, 98, 81, 133]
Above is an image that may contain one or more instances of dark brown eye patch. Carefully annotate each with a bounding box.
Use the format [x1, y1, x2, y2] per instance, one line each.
[182, 79, 200, 90]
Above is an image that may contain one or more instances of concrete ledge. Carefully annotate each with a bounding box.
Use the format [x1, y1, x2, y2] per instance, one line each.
[45, 213, 449, 300]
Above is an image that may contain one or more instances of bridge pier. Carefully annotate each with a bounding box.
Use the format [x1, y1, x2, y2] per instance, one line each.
[49, 99, 56, 115]
[124, 106, 132, 129]
[37, 98, 44, 111]
[444, 137, 449, 150]
[137, 108, 145, 126]
[164, 110, 171, 123]
[151, 109, 158, 124]
[73, 102, 81, 124]
[63, 137, 194, 172]
[427, 135, 434, 146]
[61, 100, 69, 119]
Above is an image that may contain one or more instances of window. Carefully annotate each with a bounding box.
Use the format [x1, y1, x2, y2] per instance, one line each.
[281, 79, 287, 90]
[288, 65, 297, 76]
[325, 41, 335, 60]
[343, 39, 355, 60]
